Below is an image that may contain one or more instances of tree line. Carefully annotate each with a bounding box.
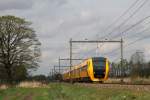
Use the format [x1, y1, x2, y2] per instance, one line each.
[110, 51, 150, 78]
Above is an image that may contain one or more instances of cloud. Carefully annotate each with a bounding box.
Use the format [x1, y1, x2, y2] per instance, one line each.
[0, 0, 33, 11]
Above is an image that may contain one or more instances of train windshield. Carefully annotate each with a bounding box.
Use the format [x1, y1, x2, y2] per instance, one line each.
[92, 57, 106, 78]
[92, 57, 106, 69]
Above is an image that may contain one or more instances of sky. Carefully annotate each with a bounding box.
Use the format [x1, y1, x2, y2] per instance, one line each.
[0, 0, 150, 75]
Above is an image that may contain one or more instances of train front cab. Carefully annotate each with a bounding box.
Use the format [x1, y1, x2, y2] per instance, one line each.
[87, 57, 109, 82]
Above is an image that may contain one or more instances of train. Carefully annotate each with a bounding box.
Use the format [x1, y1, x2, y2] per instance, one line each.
[62, 57, 110, 82]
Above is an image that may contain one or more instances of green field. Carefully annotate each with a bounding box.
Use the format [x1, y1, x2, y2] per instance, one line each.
[0, 83, 150, 100]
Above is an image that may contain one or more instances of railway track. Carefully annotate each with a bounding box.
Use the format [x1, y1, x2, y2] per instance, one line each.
[75, 83, 150, 92]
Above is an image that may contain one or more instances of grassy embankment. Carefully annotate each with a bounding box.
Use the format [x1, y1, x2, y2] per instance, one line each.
[0, 83, 150, 100]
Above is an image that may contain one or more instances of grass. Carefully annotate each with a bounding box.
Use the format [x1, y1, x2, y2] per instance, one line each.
[0, 83, 150, 100]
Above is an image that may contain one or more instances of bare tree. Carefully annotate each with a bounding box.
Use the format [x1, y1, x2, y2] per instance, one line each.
[0, 15, 41, 83]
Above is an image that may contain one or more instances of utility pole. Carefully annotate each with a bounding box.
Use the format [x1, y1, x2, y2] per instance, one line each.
[120, 38, 124, 82]
[52, 69, 54, 80]
[70, 38, 72, 83]
[49, 69, 51, 80]
[59, 57, 60, 74]
[121, 38, 123, 67]
[54, 66, 56, 74]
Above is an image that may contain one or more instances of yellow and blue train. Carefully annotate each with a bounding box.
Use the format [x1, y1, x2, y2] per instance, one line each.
[62, 57, 110, 82]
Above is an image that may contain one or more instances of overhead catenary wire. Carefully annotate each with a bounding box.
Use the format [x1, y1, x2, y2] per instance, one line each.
[97, 0, 141, 43]
[125, 27, 150, 39]
[104, 30, 150, 55]
[122, 20, 150, 38]
[103, 0, 149, 40]
[93, 0, 148, 57]
[94, 17, 150, 63]
[98, 0, 141, 40]
[95, 16, 150, 59]
[77, 21, 150, 59]
[106, 31, 150, 57]
[112, 15, 150, 39]
[112, 34, 150, 62]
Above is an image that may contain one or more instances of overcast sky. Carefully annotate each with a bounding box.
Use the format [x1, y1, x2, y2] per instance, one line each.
[0, 0, 150, 75]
